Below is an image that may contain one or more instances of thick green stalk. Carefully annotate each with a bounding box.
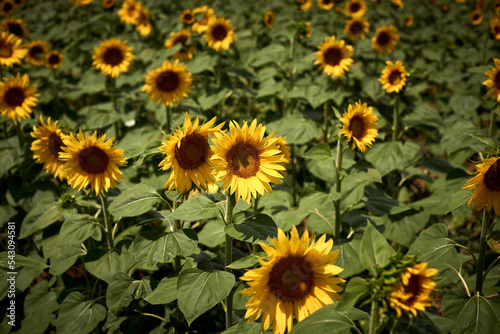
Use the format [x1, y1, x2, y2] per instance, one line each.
[323, 101, 330, 143]
[489, 107, 497, 137]
[173, 200, 181, 270]
[475, 209, 489, 295]
[166, 104, 172, 132]
[368, 300, 380, 334]
[290, 144, 298, 207]
[100, 192, 114, 250]
[392, 94, 399, 142]
[334, 137, 343, 242]
[15, 121, 27, 186]
[224, 194, 236, 329]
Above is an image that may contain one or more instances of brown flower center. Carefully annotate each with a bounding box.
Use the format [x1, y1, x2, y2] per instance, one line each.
[324, 46, 343, 66]
[3, 2, 13, 13]
[377, 31, 391, 46]
[7, 23, 24, 38]
[227, 142, 260, 179]
[173, 35, 189, 53]
[494, 25, 500, 35]
[29, 45, 44, 59]
[4, 87, 25, 107]
[182, 13, 194, 23]
[349, 2, 361, 13]
[350, 21, 364, 34]
[155, 70, 180, 92]
[349, 115, 366, 139]
[48, 53, 61, 65]
[484, 159, 500, 192]
[78, 146, 109, 174]
[211, 24, 228, 41]
[268, 256, 315, 302]
[472, 13, 481, 21]
[322, 0, 333, 4]
[49, 132, 65, 159]
[388, 70, 402, 85]
[103, 47, 124, 66]
[174, 133, 209, 170]
[0, 42, 13, 58]
[494, 71, 500, 90]
[404, 274, 422, 305]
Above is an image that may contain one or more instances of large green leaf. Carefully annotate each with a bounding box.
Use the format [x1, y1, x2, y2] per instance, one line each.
[302, 143, 333, 161]
[359, 223, 395, 276]
[222, 321, 261, 334]
[19, 280, 60, 334]
[224, 214, 277, 244]
[84, 249, 133, 283]
[107, 272, 152, 315]
[19, 198, 63, 239]
[177, 268, 235, 325]
[335, 277, 370, 312]
[442, 289, 500, 334]
[144, 277, 178, 305]
[169, 195, 219, 221]
[56, 292, 106, 334]
[268, 113, 320, 145]
[198, 89, 230, 110]
[109, 182, 162, 218]
[0, 252, 48, 298]
[332, 235, 365, 278]
[58, 214, 102, 245]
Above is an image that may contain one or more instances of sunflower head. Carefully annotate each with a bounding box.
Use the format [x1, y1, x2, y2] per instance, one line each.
[495, 0, 500, 13]
[371, 25, 399, 54]
[470, 9, 483, 25]
[388, 262, 438, 318]
[0, 73, 38, 122]
[276, 136, 290, 166]
[92, 38, 134, 78]
[30, 116, 67, 180]
[0, 31, 26, 67]
[240, 226, 344, 334]
[25, 40, 48, 66]
[1, 18, 28, 39]
[211, 119, 286, 203]
[297, 21, 312, 37]
[389, 0, 404, 9]
[158, 112, 224, 194]
[102, 0, 116, 9]
[379, 60, 407, 94]
[118, 0, 141, 25]
[192, 6, 215, 34]
[59, 130, 127, 195]
[70, 0, 93, 4]
[142, 59, 192, 106]
[296, 0, 312, 11]
[345, 0, 366, 17]
[462, 156, 500, 214]
[204, 16, 236, 52]
[135, 6, 152, 37]
[180, 9, 195, 24]
[1, 0, 16, 16]
[46, 51, 63, 69]
[491, 16, 500, 39]
[313, 35, 354, 79]
[483, 58, 500, 102]
[164, 29, 195, 61]
[404, 15, 414, 27]
[344, 17, 370, 41]
[318, 0, 334, 11]
[264, 11, 276, 29]
[339, 101, 378, 153]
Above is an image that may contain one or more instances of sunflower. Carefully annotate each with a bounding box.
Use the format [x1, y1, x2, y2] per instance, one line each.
[102, 0, 115, 9]
[490, 16, 500, 39]
[344, 17, 369, 41]
[371, 25, 399, 54]
[276, 136, 290, 166]
[204, 16, 235, 52]
[211, 119, 286, 203]
[135, 6, 152, 36]
[192, 5, 214, 34]
[0, 32, 25, 67]
[240, 226, 344, 334]
[0, 73, 38, 122]
[30, 116, 67, 180]
[389, 0, 404, 9]
[379, 60, 407, 94]
[344, 0, 366, 17]
[12, 0, 25, 7]
[118, 0, 141, 25]
[388, 262, 438, 318]
[46, 51, 63, 69]
[339, 101, 378, 153]
[1, 18, 28, 39]
[158, 112, 224, 194]
[298, 21, 312, 38]
[317, 0, 334, 11]
[404, 15, 414, 27]
[180, 9, 195, 24]
[296, 0, 312, 11]
[142, 59, 192, 106]
[59, 130, 127, 195]
[462, 156, 500, 213]
[470, 9, 483, 25]
[164, 29, 195, 62]
[483, 58, 500, 102]
[25, 40, 47, 66]
[314, 35, 354, 79]
[92, 38, 134, 78]
[264, 11, 276, 29]
[494, 0, 500, 13]
[70, 0, 93, 4]
[1, 0, 16, 16]
[475, 0, 486, 10]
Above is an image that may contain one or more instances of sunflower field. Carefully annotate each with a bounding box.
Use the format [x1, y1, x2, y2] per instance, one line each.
[2, 0, 500, 333]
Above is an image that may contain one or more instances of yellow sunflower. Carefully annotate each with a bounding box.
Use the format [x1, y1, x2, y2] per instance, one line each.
[0, 73, 38, 122]
[494, 0, 500, 13]
[470, 9, 483, 25]
[296, 0, 312, 11]
[371, 25, 399, 54]
[142, 59, 192, 106]
[92, 38, 134, 78]
[344, 17, 370, 41]
[102, 0, 115, 9]
[164, 29, 195, 62]
[264, 11, 276, 29]
[180, 9, 195, 24]
[490, 16, 500, 39]
[379, 60, 407, 94]
[388, 262, 438, 318]
[0, 31, 26, 67]
[404, 15, 414, 27]
[158, 112, 224, 194]
[1, 18, 28, 39]
[317, 0, 334, 11]
[1, 0, 16, 16]
[483, 58, 500, 102]
[313, 35, 354, 79]
[25, 40, 48, 66]
[240, 226, 344, 334]
[30, 116, 67, 180]
[46, 50, 63, 69]
[118, 0, 141, 25]
[70, 0, 93, 4]
[462, 156, 500, 213]
[211, 119, 286, 203]
[192, 5, 215, 34]
[135, 6, 152, 36]
[345, 0, 366, 17]
[204, 16, 235, 52]
[339, 101, 378, 153]
[389, 0, 404, 9]
[59, 130, 127, 195]
[276, 136, 290, 166]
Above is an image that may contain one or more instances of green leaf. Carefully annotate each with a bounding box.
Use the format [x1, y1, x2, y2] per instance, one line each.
[132, 140, 162, 166]
[365, 141, 419, 176]
[335, 277, 370, 312]
[446, 189, 472, 213]
[268, 113, 320, 145]
[84, 249, 133, 283]
[0, 148, 20, 177]
[364, 188, 412, 215]
[19, 280, 60, 334]
[58, 214, 102, 245]
[449, 93, 481, 115]
[145, 277, 178, 305]
[198, 89, 230, 110]
[49, 244, 86, 276]
[170, 195, 219, 221]
[56, 292, 106, 334]
[177, 268, 235, 325]
[227, 253, 265, 269]
[19, 198, 63, 239]
[442, 289, 500, 334]
[408, 223, 459, 269]
[222, 321, 262, 334]
[469, 134, 497, 150]
[302, 143, 333, 160]
[107, 272, 152, 315]
[109, 182, 162, 218]
[187, 54, 217, 74]
[0, 252, 48, 298]
[224, 214, 277, 244]
[198, 218, 226, 248]
[359, 223, 395, 276]
[332, 235, 365, 278]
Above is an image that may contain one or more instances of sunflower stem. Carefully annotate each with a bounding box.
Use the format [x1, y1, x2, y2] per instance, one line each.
[489, 107, 497, 137]
[481, 33, 489, 65]
[15, 120, 27, 186]
[368, 300, 381, 334]
[291, 144, 298, 207]
[475, 209, 490, 295]
[323, 100, 330, 143]
[392, 94, 399, 142]
[224, 193, 236, 329]
[166, 104, 172, 133]
[334, 137, 343, 242]
[172, 200, 181, 270]
[100, 192, 114, 250]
